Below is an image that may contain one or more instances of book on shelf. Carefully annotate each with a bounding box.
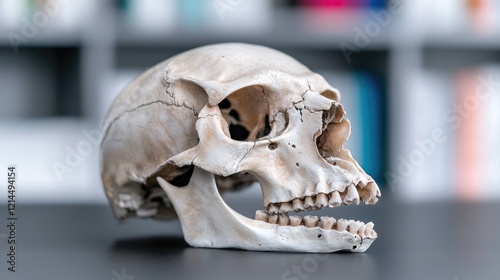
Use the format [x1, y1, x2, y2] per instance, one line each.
[120, 0, 178, 33]
[405, 0, 500, 35]
[393, 66, 500, 201]
[294, 0, 386, 9]
[392, 70, 454, 200]
[0, 0, 99, 32]
[454, 66, 500, 200]
[119, 0, 272, 33]
[200, 0, 273, 33]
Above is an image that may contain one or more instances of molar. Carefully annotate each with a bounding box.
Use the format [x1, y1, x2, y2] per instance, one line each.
[279, 202, 292, 213]
[268, 214, 278, 224]
[292, 198, 304, 212]
[303, 196, 314, 210]
[289, 215, 302, 226]
[255, 210, 269, 222]
[319, 216, 336, 230]
[278, 214, 290, 226]
[315, 193, 328, 208]
[328, 191, 342, 207]
[303, 215, 319, 227]
[268, 203, 279, 214]
[336, 219, 348, 231]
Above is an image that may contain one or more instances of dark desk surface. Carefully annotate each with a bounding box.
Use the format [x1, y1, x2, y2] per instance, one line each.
[0, 199, 498, 280]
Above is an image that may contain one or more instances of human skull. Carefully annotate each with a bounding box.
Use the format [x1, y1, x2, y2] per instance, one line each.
[100, 43, 381, 253]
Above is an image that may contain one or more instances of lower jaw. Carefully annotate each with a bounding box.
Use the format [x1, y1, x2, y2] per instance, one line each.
[157, 167, 376, 253]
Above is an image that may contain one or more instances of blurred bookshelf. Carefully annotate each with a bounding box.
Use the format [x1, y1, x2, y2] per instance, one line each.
[0, 0, 499, 202]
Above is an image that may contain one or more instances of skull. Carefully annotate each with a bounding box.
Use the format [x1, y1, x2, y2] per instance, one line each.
[100, 43, 381, 253]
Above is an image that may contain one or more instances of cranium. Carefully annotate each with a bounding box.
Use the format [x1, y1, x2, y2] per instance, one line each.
[100, 43, 381, 253]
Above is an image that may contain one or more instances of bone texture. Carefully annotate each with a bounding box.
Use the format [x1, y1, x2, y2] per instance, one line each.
[100, 43, 380, 252]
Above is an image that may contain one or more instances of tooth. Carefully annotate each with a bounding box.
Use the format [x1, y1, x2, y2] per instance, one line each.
[366, 181, 381, 196]
[304, 215, 319, 227]
[279, 202, 292, 213]
[367, 197, 379, 205]
[278, 214, 289, 226]
[328, 191, 342, 207]
[371, 230, 378, 238]
[315, 182, 329, 194]
[268, 203, 279, 214]
[292, 198, 304, 212]
[315, 193, 328, 208]
[268, 214, 278, 224]
[336, 219, 348, 231]
[289, 215, 302, 226]
[360, 182, 380, 203]
[343, 184, 360, 205]
[358, 180, 368, 188]
[358, 224, 366, 236]
[303, 196, 314, 210]
[348, 221, 361, 234]
[365, 222, 374, 236]
[255, 210, 269, 221]
[319, 216, 336, 230]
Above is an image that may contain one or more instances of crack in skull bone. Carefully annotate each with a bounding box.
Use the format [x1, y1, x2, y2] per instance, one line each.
[100, 43, 381, 253]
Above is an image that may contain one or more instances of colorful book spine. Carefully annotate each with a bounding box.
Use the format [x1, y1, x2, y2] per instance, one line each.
[394, 67, 500, 201]
[356, 72, 383, 181]
[298, 0, 384, 9]
[455, 70, 483, 200]
[455, 67, 500, 199]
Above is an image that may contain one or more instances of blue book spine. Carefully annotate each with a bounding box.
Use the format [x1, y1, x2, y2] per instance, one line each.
[356, 72, 383, 181]
[368, 0, 386, 9]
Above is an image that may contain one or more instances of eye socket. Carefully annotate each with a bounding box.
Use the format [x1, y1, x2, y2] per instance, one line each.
[217, 86, 290, 141]
[256, 115, 271, 139]
[218, 86, 273, 141]
[219, 98, 231, 109]
[228, 124, 249, 141]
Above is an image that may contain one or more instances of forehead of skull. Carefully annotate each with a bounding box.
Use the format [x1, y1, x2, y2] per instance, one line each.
[166, 43, 339, 106]
[167, 43, 310, 80]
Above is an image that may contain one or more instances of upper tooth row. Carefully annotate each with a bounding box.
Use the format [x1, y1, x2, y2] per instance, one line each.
[267, 185, 360, 214]
[255, 211, 376, 238]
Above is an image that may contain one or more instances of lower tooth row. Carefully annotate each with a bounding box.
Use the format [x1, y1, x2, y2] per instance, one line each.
[254, 211, 376, 237]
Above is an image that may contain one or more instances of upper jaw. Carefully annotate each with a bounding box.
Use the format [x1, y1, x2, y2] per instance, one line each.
[260, 155, 381, 209]
[261, 167, 381, 218]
